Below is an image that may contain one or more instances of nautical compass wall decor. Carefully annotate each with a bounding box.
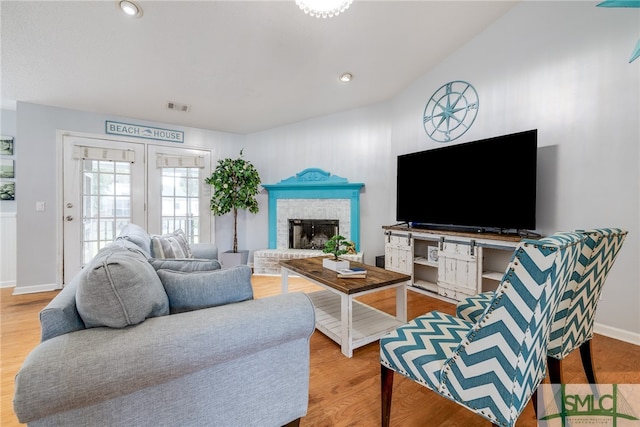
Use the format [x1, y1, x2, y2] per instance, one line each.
[423, 80, 479, 143]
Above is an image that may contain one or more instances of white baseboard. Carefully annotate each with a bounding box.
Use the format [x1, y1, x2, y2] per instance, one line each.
[11, 283, 61, 295]
[594, 322, 640, 346]
[0, 280, 16, 288]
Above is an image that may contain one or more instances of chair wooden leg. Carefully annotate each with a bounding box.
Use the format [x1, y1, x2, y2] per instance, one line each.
[282, 418, 300, 427]
[547, 356, 564, 384]
[531, 388, 538, 418]
[381, 365, 394, 427]
[579, 339, 598, 384]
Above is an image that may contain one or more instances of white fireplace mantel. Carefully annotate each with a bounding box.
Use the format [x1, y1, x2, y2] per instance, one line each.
[262, 168, 364, 250]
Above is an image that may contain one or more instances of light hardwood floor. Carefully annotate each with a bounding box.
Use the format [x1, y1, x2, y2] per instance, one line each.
[2, 275, 639, 426]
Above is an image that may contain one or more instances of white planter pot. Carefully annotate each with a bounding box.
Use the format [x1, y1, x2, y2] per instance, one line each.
[220, 250, 249, 269]
[322, 258, 350, 271]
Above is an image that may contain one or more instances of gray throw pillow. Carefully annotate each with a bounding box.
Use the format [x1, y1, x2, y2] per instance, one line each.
[76, 246, 169, 328]
[116, 223, 152, 258]
[156, 265, 254, 314]
[111, 238, 151, 258]
[150, 229, 193, 259]
[149, 258, 222, 272]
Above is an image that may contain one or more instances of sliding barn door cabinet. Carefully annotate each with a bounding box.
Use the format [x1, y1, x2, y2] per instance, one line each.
[383, 225, 523, 302]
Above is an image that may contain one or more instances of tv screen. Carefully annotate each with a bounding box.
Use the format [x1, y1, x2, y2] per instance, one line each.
[396, 129, 537, 233]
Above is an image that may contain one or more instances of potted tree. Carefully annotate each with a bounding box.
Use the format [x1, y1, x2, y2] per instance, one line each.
[205, 149, 261, 268]
[322, 235, 351, 271]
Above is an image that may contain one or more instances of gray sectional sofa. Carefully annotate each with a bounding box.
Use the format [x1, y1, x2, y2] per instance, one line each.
[13, 224, 316, 427]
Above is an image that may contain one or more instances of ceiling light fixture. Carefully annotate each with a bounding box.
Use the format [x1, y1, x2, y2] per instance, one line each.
[339, 73, 353, 83]
[295, 0, 353, 19]
[119, 0, 142, 18]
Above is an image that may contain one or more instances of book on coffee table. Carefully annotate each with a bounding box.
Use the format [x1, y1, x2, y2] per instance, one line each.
[336, 267, 367, 278]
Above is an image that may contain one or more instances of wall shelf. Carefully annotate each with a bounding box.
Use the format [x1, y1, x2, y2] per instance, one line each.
[482, 271, 504, 281]
[413, 257, 437, 268]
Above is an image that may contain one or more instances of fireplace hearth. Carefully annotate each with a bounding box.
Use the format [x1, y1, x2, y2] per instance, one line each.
[289, 219, 339, 250]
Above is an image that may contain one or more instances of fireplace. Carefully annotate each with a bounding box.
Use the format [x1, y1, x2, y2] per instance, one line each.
[262, 168, 364, 250]
[255, 169, 364, 274]
[289, 219, 339, 249]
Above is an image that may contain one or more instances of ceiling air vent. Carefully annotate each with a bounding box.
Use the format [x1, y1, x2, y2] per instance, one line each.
[166, 102, 191, 112]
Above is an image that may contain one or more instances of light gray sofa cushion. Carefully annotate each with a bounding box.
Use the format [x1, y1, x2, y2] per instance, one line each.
[149, 257, 222, 272]
[111, 237, 151, 257]
[39, 239, 150, 342]
[115, 223, 152, 258]
[190, 242, 219, 260]
[157, 265, 253, 314]
[39, 280, 85, 342]
[76, 246, 169, 328]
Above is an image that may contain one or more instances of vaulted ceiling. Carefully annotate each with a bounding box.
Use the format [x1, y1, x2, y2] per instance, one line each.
[1, 1, 517, 134]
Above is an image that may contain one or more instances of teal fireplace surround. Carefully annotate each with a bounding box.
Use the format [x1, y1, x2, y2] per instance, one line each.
[262, 168, 364, 250]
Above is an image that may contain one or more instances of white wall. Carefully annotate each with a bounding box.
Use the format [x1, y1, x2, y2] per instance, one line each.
[14, 102, 243, 290]
[243, 2, 640, 341]
[391, 2, 639, 342]
[244, 103, 393, 266]
[10, 2, 640, 341]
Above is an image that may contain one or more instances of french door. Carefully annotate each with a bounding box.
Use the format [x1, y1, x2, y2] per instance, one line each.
[147, 145, 211, 241]
[62, 134, 212, 284]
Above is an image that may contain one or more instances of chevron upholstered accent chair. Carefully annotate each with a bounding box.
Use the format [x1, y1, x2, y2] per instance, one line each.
[456, 228, 628, 385]
[380, 232, 586, 427]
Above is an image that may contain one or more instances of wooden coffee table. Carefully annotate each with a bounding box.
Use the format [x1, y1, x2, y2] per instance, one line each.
[280, 256, 410, 357]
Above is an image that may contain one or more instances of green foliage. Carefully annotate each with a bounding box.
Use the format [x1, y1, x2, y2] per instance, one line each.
[204, 149, 261, 252]
[322, 235, 349, 260]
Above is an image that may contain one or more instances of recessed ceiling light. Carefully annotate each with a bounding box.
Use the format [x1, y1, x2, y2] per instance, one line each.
[339, 73, 353, 83]
[119, 0, 142, 18]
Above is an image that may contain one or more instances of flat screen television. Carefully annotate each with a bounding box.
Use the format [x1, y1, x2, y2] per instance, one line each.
[396, 129, 537, 233]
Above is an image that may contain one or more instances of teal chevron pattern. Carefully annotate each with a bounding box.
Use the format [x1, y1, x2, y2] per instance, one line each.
[455, 291, 492, 323]
[456, 229, 627, 363]
[380, 311, 473, 389]
[380, 232, 586, 427]
[548, 228, 627, 359]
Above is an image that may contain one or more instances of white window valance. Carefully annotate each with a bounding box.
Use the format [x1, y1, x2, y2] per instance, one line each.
[156, 153, 205, 168]
[73, 146, 135, 163]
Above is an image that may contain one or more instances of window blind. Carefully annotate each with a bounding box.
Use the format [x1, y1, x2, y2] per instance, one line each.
[73, 146, 135, 163]
[156, 153, 205, 168]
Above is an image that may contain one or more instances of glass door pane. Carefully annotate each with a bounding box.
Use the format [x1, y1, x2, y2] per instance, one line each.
[81, 159, 133, 263]
[63, 136, 145, 285]
[147, 145, 212, 245]
[160, 167, 201, 243]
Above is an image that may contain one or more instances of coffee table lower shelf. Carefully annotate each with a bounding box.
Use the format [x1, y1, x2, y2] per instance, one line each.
[307, 290, 405, 352]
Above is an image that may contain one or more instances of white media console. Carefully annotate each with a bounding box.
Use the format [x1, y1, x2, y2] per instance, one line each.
[383, 225, 525, 302]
